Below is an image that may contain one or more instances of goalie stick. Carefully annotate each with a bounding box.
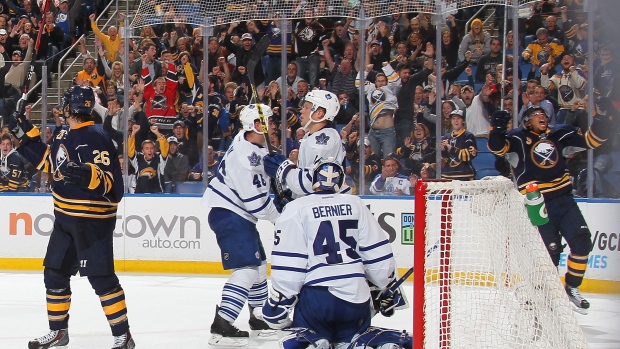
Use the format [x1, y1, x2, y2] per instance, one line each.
[15, 0, 51, 116]
[246, 35, 287, 198]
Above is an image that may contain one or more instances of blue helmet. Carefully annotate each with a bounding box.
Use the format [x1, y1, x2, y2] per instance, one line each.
[65, 86, 95, 117]
[312, 157, 345, 192]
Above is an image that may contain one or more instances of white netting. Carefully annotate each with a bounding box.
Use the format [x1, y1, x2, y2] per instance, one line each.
[417, 177, 588, 349]
[130, 0, 538, 29]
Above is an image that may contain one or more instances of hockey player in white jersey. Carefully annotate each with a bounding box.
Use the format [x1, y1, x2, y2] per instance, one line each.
[202, 104, 279, 346]
[259, 158, 412, 349]
[264, 90, 349, 197]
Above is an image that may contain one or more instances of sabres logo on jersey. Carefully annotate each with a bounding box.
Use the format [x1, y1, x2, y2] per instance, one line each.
[371, 88, 387, 104]
[248, 152, 261, 167]
[139, 167, 157, 179]
[558, 84, 575, 103]
[315, 133, 330, 145]
[537, 48, 551, 64]
[53, 144, 70, 181]
[531, 140, 558, 168]
[150, 95, 168, 110]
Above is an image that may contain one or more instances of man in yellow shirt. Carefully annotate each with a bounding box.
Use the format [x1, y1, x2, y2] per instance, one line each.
[522, 27, 565, 70]
[89, 12, 124, 61]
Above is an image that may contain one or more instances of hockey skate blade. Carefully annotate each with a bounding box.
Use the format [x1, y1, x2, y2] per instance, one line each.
[570, 304, 589, 315]
[208, 334, 249, 347]
[252, 329, 278, 338]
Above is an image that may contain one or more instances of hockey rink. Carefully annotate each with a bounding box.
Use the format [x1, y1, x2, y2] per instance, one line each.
[1, 272, 618, 348]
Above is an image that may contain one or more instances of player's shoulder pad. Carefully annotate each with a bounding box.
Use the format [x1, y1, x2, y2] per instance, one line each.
[550, 123, 580, 137]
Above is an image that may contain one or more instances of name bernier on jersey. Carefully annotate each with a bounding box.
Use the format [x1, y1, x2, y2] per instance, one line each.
[312, 203, 353, 218]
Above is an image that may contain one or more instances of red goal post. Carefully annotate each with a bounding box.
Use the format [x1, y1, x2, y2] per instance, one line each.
[413, 177, 588, 349]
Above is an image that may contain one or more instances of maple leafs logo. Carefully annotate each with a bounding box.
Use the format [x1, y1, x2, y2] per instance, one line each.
[315, 133, 329, 145]
[248, 152, 261, 167]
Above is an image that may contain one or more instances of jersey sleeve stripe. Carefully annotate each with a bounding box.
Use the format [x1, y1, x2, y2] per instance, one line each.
[272, 251, 308, 259]
[299, 170, 312, 194]
[207, 184, 248, 212]
[305, 273, 366, 286]
[246, 197, 272, 214]
[362, 253, 394, 265]
[271, 265, 308, 273]
[359, 239, 390, 251]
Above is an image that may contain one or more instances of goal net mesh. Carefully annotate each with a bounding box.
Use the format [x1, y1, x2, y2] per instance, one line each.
[129, 0, 537, 29]
[416, 177, 588, 349]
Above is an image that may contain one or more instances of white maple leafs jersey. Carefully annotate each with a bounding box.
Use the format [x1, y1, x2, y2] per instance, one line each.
[285, 126, 347, 196]
[203, 132, 279, 224]
[271, 192, 395, 304]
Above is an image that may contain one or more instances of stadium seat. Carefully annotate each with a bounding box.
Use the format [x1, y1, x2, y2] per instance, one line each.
[472, 137, 499, 180]
[524, 35, 535, 47]
[174, 181, 206, 194]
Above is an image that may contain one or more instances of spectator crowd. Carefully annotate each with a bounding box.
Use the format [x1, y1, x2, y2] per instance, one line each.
[0, 0, 618, 197]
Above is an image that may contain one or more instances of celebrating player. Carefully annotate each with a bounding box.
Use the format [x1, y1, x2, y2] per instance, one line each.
[260, 158, 412, 349]
[488, 102, 614, 314]
[264, 90, 348, 197]
[202, 104, 279, 346]
[10, 86, 135, 349]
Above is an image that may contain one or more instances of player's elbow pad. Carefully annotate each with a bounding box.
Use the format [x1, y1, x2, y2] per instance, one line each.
[261, 292, 298, 330]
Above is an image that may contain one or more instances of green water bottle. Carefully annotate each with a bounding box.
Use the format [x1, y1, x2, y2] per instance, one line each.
[525, 183, 549, 226]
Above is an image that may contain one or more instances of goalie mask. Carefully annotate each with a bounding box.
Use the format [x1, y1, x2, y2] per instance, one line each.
[312, 157, 345, 192]
[302, 91, 340, 131]
[239, 104, 272, 134]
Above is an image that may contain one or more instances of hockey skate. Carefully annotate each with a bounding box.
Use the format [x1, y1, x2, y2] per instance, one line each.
[209, 306, 249, 347]
[249, 306, 278, 338]
[565, 285, 590, 315]
[112, 330, 136, 349]
[28, 329, 69, 349]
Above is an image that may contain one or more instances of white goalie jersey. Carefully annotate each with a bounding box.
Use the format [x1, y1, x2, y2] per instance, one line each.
[202, 132, 279, 224]
[285, 127, 347, 196]
[270, 192, 395, 303]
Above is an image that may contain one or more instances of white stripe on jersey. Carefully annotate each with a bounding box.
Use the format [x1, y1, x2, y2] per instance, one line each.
[202, 132, 279, 224]
[271, 192, 395, 303]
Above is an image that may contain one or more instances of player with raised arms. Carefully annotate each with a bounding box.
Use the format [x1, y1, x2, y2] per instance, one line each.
[202, 103, 280, 346]
[488, 99, 614, 314]
[264, 90, 349, 198]
[10, 85, 135, 349]
[259, 158, 412, 349]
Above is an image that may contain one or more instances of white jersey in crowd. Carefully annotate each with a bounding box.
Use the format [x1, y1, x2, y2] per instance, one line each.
[271, 192, 395, 303]
[369, 174, 411, 195]
[202, 131, 279, 224]
[285, 126, 347, 196]
[355, 64, 400, 127]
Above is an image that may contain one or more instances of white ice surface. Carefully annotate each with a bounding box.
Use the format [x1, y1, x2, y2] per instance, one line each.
[1, 272, 618, 348]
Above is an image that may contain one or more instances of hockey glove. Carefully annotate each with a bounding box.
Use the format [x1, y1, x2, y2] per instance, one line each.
[9, 112, 40, 142]
[374, 278, 406, 317]
[61, 161, 93, 189]
[264, 153, 296, 184]
[595, 96, 610, 117]
[261, 291, 298, 329]
[490, 110, 512, 132]
[273, 189, 293, 213]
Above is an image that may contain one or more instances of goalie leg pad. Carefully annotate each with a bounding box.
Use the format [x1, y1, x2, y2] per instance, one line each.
[279, 328, 330, 349]
[347, 327, 413, 349]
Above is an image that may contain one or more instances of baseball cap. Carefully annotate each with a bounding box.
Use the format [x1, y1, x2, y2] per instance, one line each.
[12, 50, 22, 57]
[59, 0, 69, 3]
[167, 136, 180, 144]
[461, 85, 474, 93]
[0, 29, 7, 35]
[370, 40, 380, 46]
[423, 85, 433, 92]
[241, 33, 253, 41]
[173, 120, 186, 128]
[450, 109, 464, 118]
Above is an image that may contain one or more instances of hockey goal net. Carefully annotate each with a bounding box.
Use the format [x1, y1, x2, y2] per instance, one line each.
[413, 177, 589, 349]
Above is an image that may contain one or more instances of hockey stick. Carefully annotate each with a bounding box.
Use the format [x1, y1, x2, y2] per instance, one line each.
[16, 0, 51, 116]
[246, 35, 275, 155]
[246, 35, 287, 198]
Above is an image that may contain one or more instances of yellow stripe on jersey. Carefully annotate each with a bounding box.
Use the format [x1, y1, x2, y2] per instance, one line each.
[518, 173, 571, 194]
[52, 192, 118, 206]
